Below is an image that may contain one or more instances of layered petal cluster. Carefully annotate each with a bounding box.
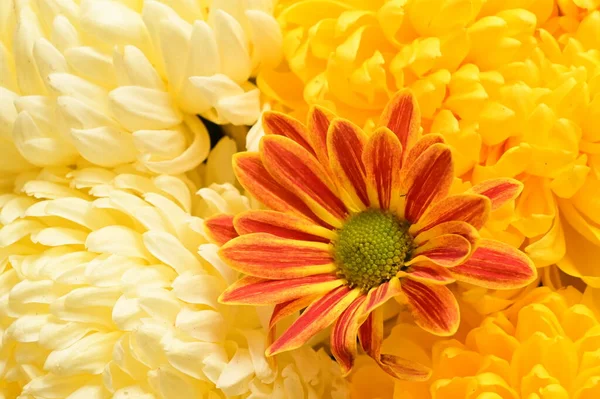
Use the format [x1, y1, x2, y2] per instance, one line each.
[0, 0, 282, 180]
[0, 168, 348, 398]
[259, 0, 600, 285]
[205, 91, 536, 380]
[350, 286, 600, 399]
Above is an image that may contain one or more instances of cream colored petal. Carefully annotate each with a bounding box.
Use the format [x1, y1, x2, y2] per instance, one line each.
[211, 9, 251, 82]
[79, 0, 151, 51]
[14, 3, 47, 95]
[246, 10, 283, 71]
[23, 179, 90, 199]
[203, 136, 237, 186]
[175, 308, 226, 342]
[112, 295, 145, 331]
[70, 126, 137, 167]
[158, 15, 192, 91]
[39, 320, 96, 351]
[31, 227, 88, 246]
[5, 314, 50, 343]
[164, 336, 227, 380]
[243, 329, 276, 383]
[198, 243, 237, 284]
[64, 46, 117, 89]
[139, 115, 210, 174]
[0, 219, 44, 247]
[109, 86, 182, 131]
[216, 348, 255, 396]
[137, 288, 181, 325]
[172, 272, 224, 308]
[0, 195, 36, 224]
[22, 374, 95, 399]
[187, 20, 220, 77]
[32, 38, 69, 86]
[142, 231, 203, 274]
[51, 15, 80, 52]
[129, 322, 170, 369]
[48, 73, 110, 115]
[86, 226, 152, 260]
[113, 45, 164, 90]
[0, 87, 18, 138]
[212, 87, 261, 125]
[147, 366, 207, 399]
[132, 129, 187, 159]
[55, 95, 118, 132]
[45, 197, 117, 230]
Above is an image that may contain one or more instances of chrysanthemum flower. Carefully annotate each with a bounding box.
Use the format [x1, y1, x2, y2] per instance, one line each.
[0, 168, 349, 398]
[258, 0, 600, 287]
[350, 286, 600, 398]
[204, 90, 536, 380]
[0, 0, 282, 179]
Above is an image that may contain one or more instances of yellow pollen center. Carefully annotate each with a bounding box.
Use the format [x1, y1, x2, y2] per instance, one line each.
[332, 209, 413, 291]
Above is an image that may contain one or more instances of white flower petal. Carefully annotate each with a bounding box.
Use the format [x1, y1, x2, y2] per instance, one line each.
[172, 272, 224, 308]
[70, 126, 137, 167]
[5, 314, 50, 343]
[211, 10, 251, 82]
[64, 46, 117, 88]
[113, 45, 164, 90]
[246, 10, 283, 70]
[142, 231, 202, 274]
[109, 86, 182, 131]
[175, 308, 226, 342]
[216, 348, 255, 396]
[86, 226, 152, 260]
[44, 332, 121, 375]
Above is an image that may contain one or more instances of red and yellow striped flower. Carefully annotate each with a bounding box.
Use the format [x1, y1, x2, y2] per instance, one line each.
[204, 91, 537, 380]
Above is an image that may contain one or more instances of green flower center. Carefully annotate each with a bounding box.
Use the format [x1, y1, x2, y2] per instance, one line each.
[332, 209, 413, 292]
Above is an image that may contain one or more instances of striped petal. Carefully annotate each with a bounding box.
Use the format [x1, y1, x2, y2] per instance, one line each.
[470, 178, 523, 210]
[266, 286, 361, 356]
[263, 111, 314, 154]
[261, 135, 348, 227]
[234, 153, 323, 224]
[409, 234, 471, 267]
[449, 238, 537, 289]
[401, 279, 459, 336]
[219, 233, 335, 279]
[379, 355, 432, 381]
[363, 278, 402, 315]
[379, 89, 420, 157]
[331, 295, 367, 375]
[400, 143, 453, 223]
[411, 194, 491, 235]
[402, 133, 445, 173]
[204, 214, 238, 245]
[307, 105, 336, 165]
[405, 264, 455, 285]
[363, 127, 403, 210]
[358, 309, 382, 360]
[358, 308, 431, 381]
[328, 119, 369, 210]
[234, 210, 335, 243]
[413, 221, 479, 249]
[219, 274, 344, 305]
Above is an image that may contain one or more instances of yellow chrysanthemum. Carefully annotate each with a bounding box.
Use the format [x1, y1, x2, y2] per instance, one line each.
[259, 0, 600, 288]
[0, 168, 349, 398]
[349, 286, 600, 398]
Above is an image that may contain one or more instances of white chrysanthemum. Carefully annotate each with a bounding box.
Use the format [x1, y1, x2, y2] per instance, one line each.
[0, 168, 349, 398]
[0, 0, 282, 178]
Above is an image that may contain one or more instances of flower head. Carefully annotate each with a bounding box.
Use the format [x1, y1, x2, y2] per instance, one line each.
[351, 286, 600, 398]
[258, 0, 600, 288]
[205, 90, 537, 380]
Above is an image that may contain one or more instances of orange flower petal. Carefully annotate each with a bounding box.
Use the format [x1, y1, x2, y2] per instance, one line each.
[358, 308, 431, 381]
[378, 89, 420, 157]
[403, 133, 445, 173]
[363, 127, 403, 210]
[405, 264, 455, 285]
[234, 153, 323, 225]
[219, 274, 343, 305]
[219, 233, 335, 279]
[307, 105, 336, 166]
[263, 111, 315, 154]
[379, 355, 432, 381]
[234, 210, 336, 243]
[363, 278, 402, 315]
[266, 286, 361, 356]
[400, 278, 459, 336]
[409, 234, 471, 267]
[400, 143, 453, 223]
[331, 295, 367, 375]
[261, 135, 348, 227]
[449, 238, 537, 289]
[328, 119, 369, 210]
[469, 178, 524, 210]
[413, 221, 479, 249]
[411, 193, 491, 235]
[204, 214, 238, 245]
[358, 307, 383, 360]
